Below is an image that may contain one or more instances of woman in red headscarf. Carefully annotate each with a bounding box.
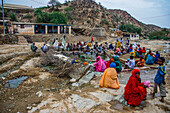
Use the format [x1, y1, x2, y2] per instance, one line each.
[106, 58, 114, 68]
[124, 69, 147, 106]
[138, 47, 143, 55]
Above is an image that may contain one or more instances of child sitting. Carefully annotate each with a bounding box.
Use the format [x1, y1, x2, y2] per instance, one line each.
[125, 56, 135, 69]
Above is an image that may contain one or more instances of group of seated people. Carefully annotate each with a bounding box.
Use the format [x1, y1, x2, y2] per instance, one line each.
[125, 50, 161, 69]
[95, 55, 150, 106]
[31, 38, 165, 107]
[94, 55, 122, 73]
[31, 42, 48, 53]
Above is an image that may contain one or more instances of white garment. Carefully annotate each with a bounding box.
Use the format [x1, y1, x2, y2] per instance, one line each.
[62, 37, 66, 49]
[128, 59, 135, 69]
[132, 43, 136, 52]
[53, 40, 58, 47]
[42, 45, 48, 52]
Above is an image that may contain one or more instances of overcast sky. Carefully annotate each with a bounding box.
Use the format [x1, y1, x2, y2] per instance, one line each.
[3, 0, 170, 28]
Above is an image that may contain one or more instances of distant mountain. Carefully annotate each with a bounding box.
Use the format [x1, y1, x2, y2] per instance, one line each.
[40, 0, 163, 36]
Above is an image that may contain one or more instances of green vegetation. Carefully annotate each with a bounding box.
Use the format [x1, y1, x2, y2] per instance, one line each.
[36, 12, 67, 24]
[101, 19, 109, 25]
[64, 13, 73, 20]
[23, 14, 32, 19]
[34, 9, 42, 15]
[37, 6, 49, 10]
[149, 30, 170, 40]
[48, 0, 61, 10]
[9, 12, 17, 21]
[49, 12, 67, 24]
[119, 23, 142, 35]
[64, 6, 74, 11]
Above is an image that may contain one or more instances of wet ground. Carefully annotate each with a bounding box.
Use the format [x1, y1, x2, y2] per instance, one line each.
[0, 40, 170, 113]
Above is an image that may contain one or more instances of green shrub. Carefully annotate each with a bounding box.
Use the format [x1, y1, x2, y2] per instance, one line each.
[23, 14, 32, 19]
[36, 11, 67, 24]
[119, 23, 142, 35]
[102, 19, 109, 25]
[9, 12, 17, 21]
[65, 13, 73, 20]
[34, 9, 42, 15]
[148, 30, 170, 40]
[50, 12, 67, 24]
[64, 6, 74, 11]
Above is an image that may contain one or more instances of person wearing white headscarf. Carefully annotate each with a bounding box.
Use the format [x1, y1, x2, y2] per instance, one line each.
[53, 38, 58, 48]
[62, 35, 66, 49]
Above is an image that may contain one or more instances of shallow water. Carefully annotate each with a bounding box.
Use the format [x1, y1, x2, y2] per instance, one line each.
[5, 76, 28, 88]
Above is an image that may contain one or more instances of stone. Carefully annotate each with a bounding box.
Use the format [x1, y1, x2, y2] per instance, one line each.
[70, 78, 77, 83]
[89, 91, 113, 104]
[69, 65, 91, 80]
[39, 109, 50, 113]
[36, 91, 43, 97]
[70, 94, 97, 112]
[50, 100, 68, 112]
[27, 106, 32, 110]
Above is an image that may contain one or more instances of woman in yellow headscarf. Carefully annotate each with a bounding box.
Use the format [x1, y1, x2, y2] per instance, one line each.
[116, 39, 121, 50]
[99, 62, 119, 89]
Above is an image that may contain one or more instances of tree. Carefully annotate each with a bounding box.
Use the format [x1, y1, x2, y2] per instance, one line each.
[34, 9, 42, 15]
[50, 12, 67, 24]
[162, 28, 169, 36]
[9, 12, 17, 21]
[36, 12, 67, 24]
[36, 12, 51, 23]
[48, 0, 61, 11]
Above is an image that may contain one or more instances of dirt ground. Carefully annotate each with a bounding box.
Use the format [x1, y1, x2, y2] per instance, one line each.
[0, 37, 169, 113]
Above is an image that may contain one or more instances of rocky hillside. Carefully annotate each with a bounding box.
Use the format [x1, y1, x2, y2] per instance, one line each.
[40, 0, 163, 36]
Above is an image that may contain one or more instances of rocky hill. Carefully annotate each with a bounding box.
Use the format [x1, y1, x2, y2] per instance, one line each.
[40, 0, 162, 36]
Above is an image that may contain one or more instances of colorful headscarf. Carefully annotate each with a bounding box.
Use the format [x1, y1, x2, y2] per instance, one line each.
[131, 69, 140, 79]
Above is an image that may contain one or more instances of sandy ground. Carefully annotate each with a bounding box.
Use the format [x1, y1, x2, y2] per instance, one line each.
[0, 38, 169, 113]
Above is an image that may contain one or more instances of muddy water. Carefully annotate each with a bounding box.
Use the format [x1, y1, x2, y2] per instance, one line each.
[119, 69, 157, 84]
[5, 76, 28, 88]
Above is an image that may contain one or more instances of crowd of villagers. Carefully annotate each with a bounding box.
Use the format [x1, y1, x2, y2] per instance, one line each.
[31, 36, 166, 106]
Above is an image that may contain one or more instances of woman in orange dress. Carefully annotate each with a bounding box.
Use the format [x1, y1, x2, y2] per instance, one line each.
[99, 62, 119, 89]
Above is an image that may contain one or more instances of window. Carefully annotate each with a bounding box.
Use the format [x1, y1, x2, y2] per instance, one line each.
[21, 25, 24, 28]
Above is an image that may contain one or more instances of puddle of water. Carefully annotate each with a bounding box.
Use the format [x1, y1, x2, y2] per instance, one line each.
[5, 76, 28, 88]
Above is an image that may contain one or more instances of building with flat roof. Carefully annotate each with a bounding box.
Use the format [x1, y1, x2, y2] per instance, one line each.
[11, 22, 71, 35]
[0, 4, 34, 14]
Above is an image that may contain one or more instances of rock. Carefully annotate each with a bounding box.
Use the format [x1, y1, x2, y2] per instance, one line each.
[89, 91, 113, 104]
[36, 91, 43, 97]
[9, 97, 14, 100]
[20, 57, 40, 71]
[72, 83, 79, 87]
[39, 109, 50, 113]
[69, 65, 91, 80]
[27, 106, 32, 110]
[70, 94, 98, 112]
[53, 54, 71, 62]
[72, 70, 96, 87]
[70, 78, 77, 83]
